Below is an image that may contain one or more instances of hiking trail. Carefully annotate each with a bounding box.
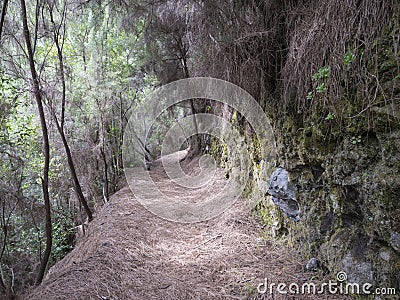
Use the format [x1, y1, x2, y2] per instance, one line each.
[27, 152, 349, 300]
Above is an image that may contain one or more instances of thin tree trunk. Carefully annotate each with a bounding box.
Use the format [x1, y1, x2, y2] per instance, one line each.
[54, 120, 93, 221]
[100, 147, 109, 203]
[185, 99, 203, 160]
[180, 49, 203, 160]
[47, 2, 93, 221]
[0, 0, 8, 40]
[0, 200, 9, 296]
[20, 0, 52, 286]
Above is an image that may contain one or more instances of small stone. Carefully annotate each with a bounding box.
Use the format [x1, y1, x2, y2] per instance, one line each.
[306, 258, 320, 271]
[390, 232, 400, 252]
[379, 251, 391, 262]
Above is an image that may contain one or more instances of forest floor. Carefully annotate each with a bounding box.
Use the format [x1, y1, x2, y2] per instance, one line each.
[26, 152, 350, 300]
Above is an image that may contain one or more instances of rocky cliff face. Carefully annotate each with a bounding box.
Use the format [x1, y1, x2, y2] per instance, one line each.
[274, 18, 400, 291]
[277, 114, 400, 291]
[216, 102, 400, 298]
[212, 8, 400, 296]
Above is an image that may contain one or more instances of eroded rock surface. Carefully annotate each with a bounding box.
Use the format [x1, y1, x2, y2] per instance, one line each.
[267, 168, 300, 221]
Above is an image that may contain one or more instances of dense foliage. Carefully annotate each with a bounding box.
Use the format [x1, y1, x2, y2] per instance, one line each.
[0, 0, 154, 295]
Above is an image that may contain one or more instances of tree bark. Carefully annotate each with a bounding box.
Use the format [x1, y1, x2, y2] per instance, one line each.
[20, 0, 52, 286]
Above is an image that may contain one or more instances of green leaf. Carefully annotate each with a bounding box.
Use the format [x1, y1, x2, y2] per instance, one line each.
[312, 66, 330, 80]
[325, 112, 334, 120]
[316, 83, 326, 93]
[344, 51, 356, 66]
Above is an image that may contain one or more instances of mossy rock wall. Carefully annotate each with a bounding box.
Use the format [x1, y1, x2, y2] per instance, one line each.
[275, 17, 400, 291]
[278, 118, 400, 290]
[212, 9, 400, 295]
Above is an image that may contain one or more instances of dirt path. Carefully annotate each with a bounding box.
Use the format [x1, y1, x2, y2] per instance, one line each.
[26, 154, 349, 300]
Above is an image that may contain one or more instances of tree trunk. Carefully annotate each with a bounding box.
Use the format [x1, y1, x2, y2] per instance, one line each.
[0, 205, 11, 297]
[0, 0, 8, 41]
[54, 121, 93, 221]
[180, 47, 204, 161]
[20, 0, 52, 286]
[48, 2, 93, 221]
[183, 99, 203, 161]
[100, 147, 109, 203]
